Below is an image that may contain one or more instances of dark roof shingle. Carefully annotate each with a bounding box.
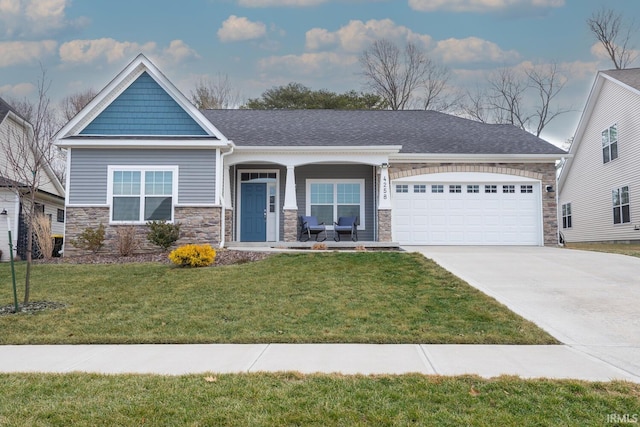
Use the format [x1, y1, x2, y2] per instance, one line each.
[201, 109, 565, 155]
[601, 68, 640, 91]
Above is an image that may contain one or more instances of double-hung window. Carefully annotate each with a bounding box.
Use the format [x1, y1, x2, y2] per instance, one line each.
[602, 124, 618, 163]
[561, 203, 572, 229]
[612, 186, 630, 224]
[109, 166, 177, 223]
[307, 180, 364, 228]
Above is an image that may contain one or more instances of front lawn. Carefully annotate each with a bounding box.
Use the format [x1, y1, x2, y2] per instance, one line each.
[0, 252, 556, 344]
[564, 242, 640, 258]
[1, 373, 637, 426]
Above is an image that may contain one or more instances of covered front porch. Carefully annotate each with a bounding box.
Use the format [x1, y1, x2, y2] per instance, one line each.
[221, 146, 399, 246]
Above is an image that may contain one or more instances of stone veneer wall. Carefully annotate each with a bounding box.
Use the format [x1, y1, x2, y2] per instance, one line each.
[389, 163, 559, 246]
[377, 209, 392, 242]
[283, 210, 298, 242]
[64, 206, 222, 257]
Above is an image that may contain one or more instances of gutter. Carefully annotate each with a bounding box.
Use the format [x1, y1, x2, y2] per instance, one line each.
[218, 142, 235, 249]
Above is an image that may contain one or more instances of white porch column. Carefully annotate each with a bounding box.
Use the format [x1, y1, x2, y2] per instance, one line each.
[223, 165, 233, 208]
[378, 163, 392, 210]
[283, 165, 298, 210]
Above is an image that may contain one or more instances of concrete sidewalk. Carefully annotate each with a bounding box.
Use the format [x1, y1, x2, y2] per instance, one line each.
[1, 344, 638, 382]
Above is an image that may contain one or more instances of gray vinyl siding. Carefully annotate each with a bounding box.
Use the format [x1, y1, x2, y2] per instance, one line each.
[68, 149, 217, 205]
[560, 79, 640, 242]
[296, 164, 375, 241]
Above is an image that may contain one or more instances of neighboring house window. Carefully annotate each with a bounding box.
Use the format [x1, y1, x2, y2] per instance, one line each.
[612, 186, 630, 224]
[414, 184, 427, 193]
[485, 185, 497, 193]
[57, 209, 65, 223]
[449, 185, 461, 193]
[602, 124, 618, 163]
[562, 203, 572, 229]
[467, 185, 479, 193]
[431, 185, 444, 193]
[307, 180, 365, 228]
[395, 184, 408, 193]
[521, 185, 533, 193]
[108, 166, 177, 223]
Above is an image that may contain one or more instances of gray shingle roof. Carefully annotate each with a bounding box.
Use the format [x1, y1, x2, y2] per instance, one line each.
[0, 96, 28, 124]
[601, 68, 640, 91]
[201, 109, 565, 155]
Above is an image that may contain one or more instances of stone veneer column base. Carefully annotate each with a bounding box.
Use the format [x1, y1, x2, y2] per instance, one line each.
[63, 206, 222, 257]
[224, 208, 234, 243]
[377, 209, 392, 242]
[283, 210, 299, 242]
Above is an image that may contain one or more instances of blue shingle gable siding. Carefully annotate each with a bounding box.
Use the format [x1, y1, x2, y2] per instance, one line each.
[80, 72, 207, 136]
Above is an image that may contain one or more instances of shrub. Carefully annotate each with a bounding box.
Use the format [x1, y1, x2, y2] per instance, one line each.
[146, 220, 180, 251]
[33, 213, 53, 259]
[311, 242, 328, 250]
[169, 244, 216, 267]
[70, 223, 105, 254]
[116, 226, 140, 257]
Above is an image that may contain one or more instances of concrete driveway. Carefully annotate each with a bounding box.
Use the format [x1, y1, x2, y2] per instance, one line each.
[405, 246, 640, 378]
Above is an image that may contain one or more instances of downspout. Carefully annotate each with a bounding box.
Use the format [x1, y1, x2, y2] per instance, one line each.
[218, 143, 234, 249]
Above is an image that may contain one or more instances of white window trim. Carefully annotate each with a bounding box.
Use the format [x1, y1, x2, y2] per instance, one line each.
[306, 179, 366, 230]
[561, 202, 572, 229]
[107, 165, 179, 224]
[602, 123, 618, 164]
[612, 185, 630, 225]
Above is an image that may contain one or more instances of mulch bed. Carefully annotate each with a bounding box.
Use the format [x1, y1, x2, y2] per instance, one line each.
[33, 249, 273, 266]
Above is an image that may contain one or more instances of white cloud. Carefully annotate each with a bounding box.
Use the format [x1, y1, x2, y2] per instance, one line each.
[408, 0, 564, 12]
[238, 0, 327, 6]
[0, 40, 57, 67]
[306, 19, 432, 53]
[59, 38, 157, 64]
[0, 82, 36, 98]
[217, 15, 267, 42]
[258, 52, 358, 76]
[0, 0, 86, 38]
[433, 37, 520, 64]
[163, 40, 200, 64]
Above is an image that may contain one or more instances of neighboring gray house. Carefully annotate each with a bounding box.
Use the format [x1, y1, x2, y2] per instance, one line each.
[558, 68, 640, 243]
[55, 54, 566, 255]
[0, 97, 66, 260]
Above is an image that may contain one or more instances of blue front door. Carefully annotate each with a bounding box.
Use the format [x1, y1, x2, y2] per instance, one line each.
[241, 183, 267, 241]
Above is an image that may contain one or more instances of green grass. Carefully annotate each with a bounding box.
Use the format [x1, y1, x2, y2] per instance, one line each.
[565, 242, 640, 258]
[0, 252, 556, 344]
[0, 373, 638, 426]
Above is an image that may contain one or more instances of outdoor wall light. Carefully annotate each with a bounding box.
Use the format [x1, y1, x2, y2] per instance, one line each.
[545, 185, 554, 193]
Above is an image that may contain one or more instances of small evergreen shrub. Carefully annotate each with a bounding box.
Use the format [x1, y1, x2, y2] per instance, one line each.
[70, 223, 105, 254]
[169, 244, 216, 267]
[146, 220, 181, 251]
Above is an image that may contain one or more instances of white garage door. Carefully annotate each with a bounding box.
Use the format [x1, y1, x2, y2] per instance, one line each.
[392, 173, 542, 245]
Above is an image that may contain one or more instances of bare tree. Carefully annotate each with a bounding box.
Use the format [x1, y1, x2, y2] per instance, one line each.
[587, 8, 637, 69]
[526, 63, 571, 137]
[359, 39, 424, 110]
[360, 39, 458, 112]
[1, 67, 59, 304]
[190, 74, 242, 109]
[486, 67, 529, 129]
[462, 62, 570, 137]
[60, 88, 96, 122]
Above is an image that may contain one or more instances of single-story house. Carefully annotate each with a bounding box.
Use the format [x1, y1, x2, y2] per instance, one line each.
[558, 68, 640, 243]
[0, 96, 66, 260]
[55, 54, 566, 255]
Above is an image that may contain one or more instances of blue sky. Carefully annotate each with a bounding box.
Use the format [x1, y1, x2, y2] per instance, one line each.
[1, 0, 640, 146]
